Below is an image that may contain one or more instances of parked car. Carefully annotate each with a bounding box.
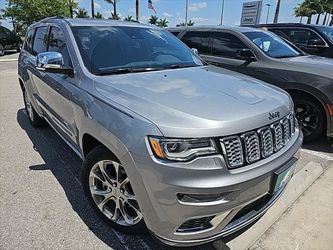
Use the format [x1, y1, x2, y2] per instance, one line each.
[0, 26, 22, 56]
[256, 23, 333, 59]
[19, 18, 302, 247]
[169, 26, 333, 142]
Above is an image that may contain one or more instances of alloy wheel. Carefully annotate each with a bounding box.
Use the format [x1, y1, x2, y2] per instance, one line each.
[295, 103, 319, 138]
[88, 160, 142, 226]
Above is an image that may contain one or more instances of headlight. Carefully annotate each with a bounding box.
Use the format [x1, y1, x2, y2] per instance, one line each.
[148, 136, 217, 161]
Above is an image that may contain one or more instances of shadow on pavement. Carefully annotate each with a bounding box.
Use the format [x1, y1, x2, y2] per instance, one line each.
[302, 136, 333, 154]
[17, 108, 215, 250]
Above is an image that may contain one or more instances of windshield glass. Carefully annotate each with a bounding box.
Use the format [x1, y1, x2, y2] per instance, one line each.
[243, 31, 303, 58]
[71, 26, 203, 75]
[317, 26, 333, 43]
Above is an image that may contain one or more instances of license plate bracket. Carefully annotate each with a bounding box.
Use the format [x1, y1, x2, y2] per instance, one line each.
[270, 163, 295, 194]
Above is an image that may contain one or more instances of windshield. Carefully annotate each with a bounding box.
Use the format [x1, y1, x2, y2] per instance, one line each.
[243, 31, 303, 58]
[71, 26, 203, 75]
[317, 26, 333, 43]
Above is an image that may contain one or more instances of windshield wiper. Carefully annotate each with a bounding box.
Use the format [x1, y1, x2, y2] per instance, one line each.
[163, 63, 198, 69]
[94, 67, 163, 76]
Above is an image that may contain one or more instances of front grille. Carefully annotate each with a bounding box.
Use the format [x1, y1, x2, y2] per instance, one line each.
[221, 113, 296, 168]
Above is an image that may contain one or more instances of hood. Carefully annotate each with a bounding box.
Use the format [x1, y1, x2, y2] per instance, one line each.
[94, 65, 291, 137]
[279, 55, 333, 78]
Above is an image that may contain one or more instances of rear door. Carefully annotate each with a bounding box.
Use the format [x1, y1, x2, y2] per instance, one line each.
[180, 30, 213, 56]
[205, 31, 262, 76]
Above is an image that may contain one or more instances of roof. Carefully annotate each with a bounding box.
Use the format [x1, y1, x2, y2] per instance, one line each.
[256, 23, 327, 28]
[36, 17, 157, 29]
[167, 25, 259, 33]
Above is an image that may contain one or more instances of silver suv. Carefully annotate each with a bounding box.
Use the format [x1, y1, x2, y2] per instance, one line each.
[18, 18, 303, 247]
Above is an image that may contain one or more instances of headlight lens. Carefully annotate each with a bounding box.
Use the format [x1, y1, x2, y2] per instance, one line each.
[148, 136, 217, 161]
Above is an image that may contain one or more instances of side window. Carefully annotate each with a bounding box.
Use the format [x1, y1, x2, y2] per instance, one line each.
[24, 28, 35, 54]
[181, 31, 212, 55]
[32, 26, 48, 55]
[48, 26, 71, 67]
[269, 28, 289, 40]
[287, 28, 323, 46]
[212, 32, 248, 58]
[170, 31, 180, 37]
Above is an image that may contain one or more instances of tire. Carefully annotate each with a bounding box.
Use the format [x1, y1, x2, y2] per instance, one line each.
[23, 89, 45, 127]
[0, 44, 4, 56]
[82, 146, 146, 234]
[292, 94, 326, 142]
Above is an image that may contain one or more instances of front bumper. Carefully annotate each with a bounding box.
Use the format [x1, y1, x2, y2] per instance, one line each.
[123, 129, 303, 247]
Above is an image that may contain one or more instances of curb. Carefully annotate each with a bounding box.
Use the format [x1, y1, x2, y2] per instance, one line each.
[214, 161, 324, 250]
[0, 59, 18, 62]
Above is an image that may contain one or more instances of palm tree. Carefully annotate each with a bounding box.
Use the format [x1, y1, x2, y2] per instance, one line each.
[68, 0, 78, 18]
[273, 0, 281, 23]
[157, 18, 169, 28]
[187, 20, 195, 26]
[303, 0, 323, 24]
[105, 0, 118, 19]
[148, 15, 158, 25]
[75, 8, 90, 18]
[124, 15, 133, 21]
[294, 3, 311, 23]
[176, 20, 195, 26]
[95, 12, 103, 19]
[322, 0, 333, 25]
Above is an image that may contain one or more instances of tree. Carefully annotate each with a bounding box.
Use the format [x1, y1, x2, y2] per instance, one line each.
[157, 18, 168, 28]
[302, 0, 323, 24]
[322, 0, 333, 25]
[105, 0, 118, 19]
[3, 0, 76, 35]
[124, 15, 133, 21]
[75, 8, 90, 18]
[294, 3, 311, 23]
[176, 20, 195, 26]
[187, 20, 195, 26]
[148, 15, 158, 25]
[95, 12, 103, 19]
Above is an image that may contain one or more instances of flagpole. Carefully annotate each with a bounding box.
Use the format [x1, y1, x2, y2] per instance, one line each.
[220, 0, 225, 25]
[185, 0, 189, 26]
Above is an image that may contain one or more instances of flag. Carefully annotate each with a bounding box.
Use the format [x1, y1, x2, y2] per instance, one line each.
[148, 0, 156, 14]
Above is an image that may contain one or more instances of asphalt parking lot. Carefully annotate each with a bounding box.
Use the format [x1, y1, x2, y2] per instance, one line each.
[0, 53, 332, 250]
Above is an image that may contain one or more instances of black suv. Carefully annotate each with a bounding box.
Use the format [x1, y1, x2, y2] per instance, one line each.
[0, 26, 22, 56]
[256, 23, 333, 58]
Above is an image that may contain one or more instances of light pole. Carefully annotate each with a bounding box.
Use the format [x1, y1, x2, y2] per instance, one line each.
[266, 3, 272, 24]
[220, 0, 225, 25]
[185, 0, 189, 26]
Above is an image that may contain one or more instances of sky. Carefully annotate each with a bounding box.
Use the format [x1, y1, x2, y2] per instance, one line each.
[1, 0, 317, 30]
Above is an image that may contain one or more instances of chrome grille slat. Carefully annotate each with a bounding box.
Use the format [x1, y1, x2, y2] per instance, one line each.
[242, 132, 260, 164]
[220, 136, 244, 168]
[220, 113, 297, 169]
[258, 127, 274, 158]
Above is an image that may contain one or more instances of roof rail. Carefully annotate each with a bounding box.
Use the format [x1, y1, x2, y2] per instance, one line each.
[39, 16, 64, 23]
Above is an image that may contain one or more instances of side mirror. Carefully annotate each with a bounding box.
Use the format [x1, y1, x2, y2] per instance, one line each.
[237, 49, 257, 62]
[36, 52, 73, 75]
[191, 48, 199, 55]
